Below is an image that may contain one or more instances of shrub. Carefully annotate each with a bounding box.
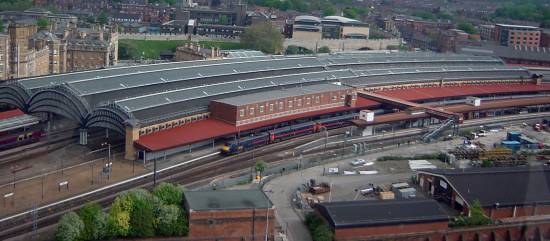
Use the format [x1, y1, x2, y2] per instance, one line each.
[156, 204, 183, 236]
[153, 182, 183, 206]
[129, 194, 155, 237]
[78, 203, 107, 241]
[56, 211, 84, 241]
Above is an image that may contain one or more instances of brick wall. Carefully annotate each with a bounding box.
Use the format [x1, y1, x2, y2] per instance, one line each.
[188, 208, 275, 240]
[334, 221, 449, 240]
[210, 89, 353, 126]
[352, 219, 550, 241]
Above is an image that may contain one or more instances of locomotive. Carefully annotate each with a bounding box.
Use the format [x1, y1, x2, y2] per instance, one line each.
[221, 113, 356, 155]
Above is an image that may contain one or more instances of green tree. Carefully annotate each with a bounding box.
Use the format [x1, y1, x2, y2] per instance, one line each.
[56, 211, 84, 241]
[343, 8, 358, 19]
[412, 10, 436, 20]
[78, 202, 107, 241]
[156, 204, 183, 236]
[313, 223, 333, 241]
[107, 192, 134, 237]
[129, 191, 155, 237]
[37, 17, 49, 30]
[322, 5, 336, 16]
[469, 200, 492, 226]
[305, 213, 333, 241]
[317, 46, 331, 53]
[153, 182, 183, 206]
[450, 199, 492, 227]
[0, 19, 4, 33]
[457, 22, 478, 35]
[285, 45, 313, 55]
[164, 0, 176, 5]
[218, 15, 229, 25]
[240, 22, 283, 54]
[98, 11, 109, 25]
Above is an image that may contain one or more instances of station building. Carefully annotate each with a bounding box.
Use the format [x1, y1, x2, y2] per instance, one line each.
[0, 51, 549, 161]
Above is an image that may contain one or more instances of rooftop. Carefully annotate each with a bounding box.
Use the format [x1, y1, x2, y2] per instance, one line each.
[315, 199, 449, 228]
[184, 189, 272, 211]
[418, 167, 550, 207]
[213, 83, 351, 106]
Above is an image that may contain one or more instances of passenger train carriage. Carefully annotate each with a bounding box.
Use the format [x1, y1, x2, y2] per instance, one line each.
[221, 113, 356, 155]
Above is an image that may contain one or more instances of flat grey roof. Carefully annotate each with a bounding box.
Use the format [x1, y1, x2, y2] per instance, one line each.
[185, 190, 272, 211]
[214, 83, 351, 106]
[316, 199, 449, 228]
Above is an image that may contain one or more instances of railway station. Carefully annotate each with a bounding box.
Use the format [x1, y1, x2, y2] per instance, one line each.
[0, 51, 549, 163]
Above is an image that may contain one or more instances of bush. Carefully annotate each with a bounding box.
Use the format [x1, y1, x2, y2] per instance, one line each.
[78, 203, 107, 241]
[56, 212, 84, 241]
[129, 195, 156, 237]
[241, 22, 284, 54]
[318, 46, 331, 54]
[156, 204, 184, 236]
[305, 213, 333, 241]
[107, 193, 133, 237]
[450, 200, 492, 227]
[153, 182, 183, 206]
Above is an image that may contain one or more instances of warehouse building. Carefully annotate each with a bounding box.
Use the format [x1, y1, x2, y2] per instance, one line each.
[417, 167, 550, 219]
[314, 199, 449, 240]
[184, 189, 274, 240]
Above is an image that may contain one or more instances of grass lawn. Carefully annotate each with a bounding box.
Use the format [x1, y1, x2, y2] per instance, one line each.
[119, 39, 246, 60]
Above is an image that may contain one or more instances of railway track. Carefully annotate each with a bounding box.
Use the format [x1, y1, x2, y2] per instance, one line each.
[0, 128, 346, 240]
[1, 112, 548, 240]
[0, 129, 115, 167]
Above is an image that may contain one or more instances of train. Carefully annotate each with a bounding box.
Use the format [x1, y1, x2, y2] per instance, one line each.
[221, 113, 356, 155]
[0, 130, 43, 151]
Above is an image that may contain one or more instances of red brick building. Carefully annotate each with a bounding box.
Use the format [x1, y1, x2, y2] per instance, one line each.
[210, 84, 356, 126]
[495, 24, 541, 47]
[314, 199, 449, 241]
[184, 189, 275, 241]
[417, 167, 550, 220]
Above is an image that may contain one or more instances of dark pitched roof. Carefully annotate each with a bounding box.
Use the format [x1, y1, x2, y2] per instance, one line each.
[315, 199, 449, 228]
[184, 189, 272, 211]
[419, 167, 550, 207]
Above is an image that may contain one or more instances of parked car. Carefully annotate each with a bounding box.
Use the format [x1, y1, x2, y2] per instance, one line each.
[351, 159, 366, 166]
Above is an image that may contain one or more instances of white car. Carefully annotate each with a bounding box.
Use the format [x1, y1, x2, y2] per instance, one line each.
[351, 159, 366, 166]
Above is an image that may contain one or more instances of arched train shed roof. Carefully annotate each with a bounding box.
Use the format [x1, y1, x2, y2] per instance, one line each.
[0, 52, 530, 134]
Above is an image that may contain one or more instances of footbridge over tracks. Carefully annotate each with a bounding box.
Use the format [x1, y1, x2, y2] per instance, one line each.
[357, 91, 461, 140]
[357, 91, 460, 120]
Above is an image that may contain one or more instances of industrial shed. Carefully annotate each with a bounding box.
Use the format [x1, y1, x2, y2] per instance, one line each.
[417, 167, 550, 219]
[315, 199, 449, 240]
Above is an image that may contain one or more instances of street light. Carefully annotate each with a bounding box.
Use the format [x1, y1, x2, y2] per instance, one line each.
[101, 142, 111, 163]
[341, 131, 350, 158]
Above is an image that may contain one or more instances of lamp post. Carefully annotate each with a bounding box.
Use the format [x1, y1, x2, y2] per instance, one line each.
[101, 142, 111, 163]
